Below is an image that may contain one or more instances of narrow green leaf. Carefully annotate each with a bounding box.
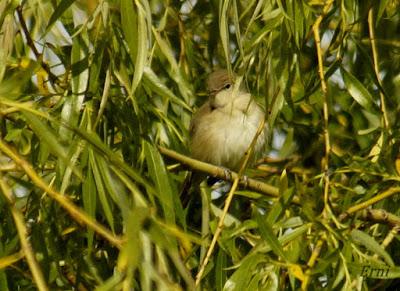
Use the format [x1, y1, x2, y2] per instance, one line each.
[247, 272, 266, 291]
[279, 169, 288, 194]
[351, 229, 394, 266]
[59, 37, 88, 142]
[94, 271, 124, 291]
[130, 1, 148, 97]
[0, 63, 38, 99]
[143, 140, 176, 223]
[70, 127, 154, 191]
[22, 111, 67, 160]
[243, 0, 263, 36]
[341, 67, 376, 111]
[89, 148, 115, 232]
[246, 10, 283, 48]
[293, 0, 304, 47]
[151, 28, 193, 103]
[0, 270, 9, 291]
[216, 249, 227, 291]
[223, 254, 266, 291]
[97, 156, 131, 219]
[219, 0, 231, 71]
[110, 166, 148, 208]
[45, 0, 75, 33]
[88, 41, 106, 93]
[142, 66, 191, 111]
[232, 0, 244, 62]
[59, 111, 89, 194]
[377, 0, 390, 24]
[82, 158, 96, 249]
[256, 211, 289, 262]
[119, 208, 149, 272]
[121, 0, 138, 63]
[267, 88, 284, 132]
[211, 204, 240, 227]
[276, 0, 291, 19]
[267, 187, 294, 225]
[279, 128, 295, 158]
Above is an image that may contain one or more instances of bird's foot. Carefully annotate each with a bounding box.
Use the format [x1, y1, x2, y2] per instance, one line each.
[223, 168, 232, 180]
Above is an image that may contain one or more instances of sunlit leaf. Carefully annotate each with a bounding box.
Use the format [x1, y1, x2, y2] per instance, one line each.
[341, 67, 377, 112]
[46, 0, 75, 33]
[351, 229, 394, 266]
[143, 140, 176, 223]
[256, 211, 289, 262]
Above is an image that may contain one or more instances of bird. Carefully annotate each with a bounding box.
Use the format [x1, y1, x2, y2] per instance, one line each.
[180, 69, 266, 211]
[189, 69, 266, 171]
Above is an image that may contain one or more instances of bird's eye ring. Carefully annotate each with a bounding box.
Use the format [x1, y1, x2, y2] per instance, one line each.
[224, 83, 231, 89]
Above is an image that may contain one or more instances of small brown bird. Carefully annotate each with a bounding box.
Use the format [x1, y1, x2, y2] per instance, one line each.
[189, 69, 266, 170]
[181, 70, 266, 206]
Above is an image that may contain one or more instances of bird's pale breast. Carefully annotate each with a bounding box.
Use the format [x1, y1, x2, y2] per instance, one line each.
[190, 90, 265, 170]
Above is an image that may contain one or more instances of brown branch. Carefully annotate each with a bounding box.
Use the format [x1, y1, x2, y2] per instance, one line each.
[16, 6, 40, 59]
[360, 209, 400, 228]
[158, 145, 279, 198]
[339, 186, 400, 221]
[16, 5, 59, 85]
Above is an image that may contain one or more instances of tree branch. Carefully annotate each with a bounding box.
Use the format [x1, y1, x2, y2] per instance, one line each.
[158, 145, 280, 198]
[16, 5, 59, 86]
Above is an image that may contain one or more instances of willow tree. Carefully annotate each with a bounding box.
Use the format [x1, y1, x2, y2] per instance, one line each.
[0, 0, 399, 290]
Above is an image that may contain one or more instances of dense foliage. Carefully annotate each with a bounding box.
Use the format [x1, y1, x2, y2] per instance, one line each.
[0, 0, 400, 290]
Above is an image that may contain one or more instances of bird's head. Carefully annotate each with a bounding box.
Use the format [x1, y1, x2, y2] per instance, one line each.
[207, 69, 244, 110]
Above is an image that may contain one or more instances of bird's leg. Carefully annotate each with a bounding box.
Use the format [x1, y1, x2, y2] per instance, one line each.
[207, 167, 231, 186]
[221, 166, 249, 188]
[240, 175, 249, 188]
[223, 168, 232, 181]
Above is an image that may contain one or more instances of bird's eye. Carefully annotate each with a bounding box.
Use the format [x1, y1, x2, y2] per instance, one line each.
[224, 83, 231, 89]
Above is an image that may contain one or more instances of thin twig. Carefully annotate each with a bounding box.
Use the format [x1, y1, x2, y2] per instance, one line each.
[16, 5, 59, 85]
[93, 68, 111, 130]
[371, 223, 399, 263]
[302, 236, 325, 290]
[0, 173, 49, 291]
[368, 7, 390, 131]
[0, 250, 24, 269]
[379, 226, 400, 249]
[340, 187, 400, 219]
[301, 2, 334, 289]
[313, 0, 334, 211]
